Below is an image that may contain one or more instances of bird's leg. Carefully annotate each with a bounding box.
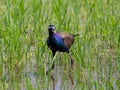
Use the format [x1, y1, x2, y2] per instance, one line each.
[51, 51, 56, 69]
[68, 53, 74, 85]
[46, 51, 57, 75]
[68, 53, 74, 67]
[51, 75, 55, 90]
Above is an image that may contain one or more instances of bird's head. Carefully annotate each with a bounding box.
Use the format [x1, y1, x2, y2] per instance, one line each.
[48, 25, 56, 34]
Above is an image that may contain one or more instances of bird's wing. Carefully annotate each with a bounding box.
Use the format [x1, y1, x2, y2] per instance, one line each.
[54, 34, 68, 50]
[57, 32, 74, 48]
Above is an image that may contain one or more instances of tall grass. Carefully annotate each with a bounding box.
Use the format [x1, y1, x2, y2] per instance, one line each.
[0, 0, 120, 90]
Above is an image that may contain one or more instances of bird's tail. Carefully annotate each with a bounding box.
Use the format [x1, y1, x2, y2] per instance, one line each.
[73, 34, 80, 37]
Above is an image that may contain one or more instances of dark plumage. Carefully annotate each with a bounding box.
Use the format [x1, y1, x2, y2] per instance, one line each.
[46, 25, 79, 73]
[47, 25, 79, 56]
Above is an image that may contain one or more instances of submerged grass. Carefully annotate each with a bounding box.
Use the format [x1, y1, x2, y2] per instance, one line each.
[0, 0, 120, 90]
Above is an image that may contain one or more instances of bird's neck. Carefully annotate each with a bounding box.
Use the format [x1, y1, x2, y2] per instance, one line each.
[49, 31, 56, 36]
[49, 32, 54, 36]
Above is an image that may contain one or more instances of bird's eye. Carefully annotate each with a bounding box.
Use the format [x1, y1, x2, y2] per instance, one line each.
[48, 25, 55, 30]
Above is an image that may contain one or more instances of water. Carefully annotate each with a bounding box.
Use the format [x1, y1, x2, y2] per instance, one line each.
[1, 45, 119, 90]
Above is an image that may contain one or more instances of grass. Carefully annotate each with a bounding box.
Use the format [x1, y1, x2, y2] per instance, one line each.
[0, 0, 120, 90]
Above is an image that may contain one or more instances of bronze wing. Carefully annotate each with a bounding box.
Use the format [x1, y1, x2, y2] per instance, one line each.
[57, 32, 74, 49]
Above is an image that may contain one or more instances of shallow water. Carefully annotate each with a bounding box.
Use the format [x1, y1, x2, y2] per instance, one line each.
[1, 45, 119, 90]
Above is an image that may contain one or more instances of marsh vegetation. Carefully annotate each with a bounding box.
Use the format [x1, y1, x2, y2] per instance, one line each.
[0, 0, 120, 90]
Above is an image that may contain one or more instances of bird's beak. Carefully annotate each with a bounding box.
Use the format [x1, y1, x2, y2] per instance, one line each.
[52, 29, 56, 33]
[52, 29, 54, 32]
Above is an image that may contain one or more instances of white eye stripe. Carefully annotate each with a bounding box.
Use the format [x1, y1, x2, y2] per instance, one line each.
[48, 26, 55, 30]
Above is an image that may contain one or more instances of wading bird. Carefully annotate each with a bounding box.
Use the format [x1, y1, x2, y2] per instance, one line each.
[46, 25, 79, 74]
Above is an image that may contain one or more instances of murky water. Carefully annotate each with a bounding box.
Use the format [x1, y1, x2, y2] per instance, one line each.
[2, 45, 119, 90]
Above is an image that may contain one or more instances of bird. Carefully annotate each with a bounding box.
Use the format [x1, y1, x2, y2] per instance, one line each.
[46, 24, 79, 74]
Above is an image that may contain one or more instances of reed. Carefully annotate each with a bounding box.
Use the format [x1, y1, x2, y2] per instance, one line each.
[0, 0, 119, 89]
